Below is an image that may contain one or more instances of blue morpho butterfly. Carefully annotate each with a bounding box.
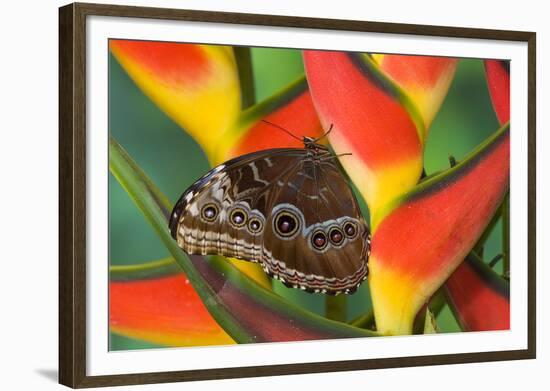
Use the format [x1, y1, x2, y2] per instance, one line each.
[170, 121, 371, 295]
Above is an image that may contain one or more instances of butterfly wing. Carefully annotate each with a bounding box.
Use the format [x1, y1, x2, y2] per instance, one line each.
[170, 149, 370, 295]
[260, 157, 370, 294]
[170, 149, 306, 261]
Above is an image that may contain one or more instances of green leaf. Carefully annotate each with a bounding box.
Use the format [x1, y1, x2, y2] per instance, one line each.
[109, 135, 377, 343]
[325, 295, 347, 322]
[110, 257, 182, 281]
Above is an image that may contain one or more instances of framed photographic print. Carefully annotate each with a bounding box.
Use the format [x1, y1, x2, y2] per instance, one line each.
[59, 2, 536, 388]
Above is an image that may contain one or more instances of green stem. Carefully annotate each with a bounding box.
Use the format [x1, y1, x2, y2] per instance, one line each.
[473, 201, 503, 258]
[110, 257, 181, 281]
[411, 290, 446, 334]
[349, 310, 376, 330]
[234, 46, 256, 110]
[325, 295, 347, 322]
[488, 253, 504, 268]
[502, 192, 510, 279]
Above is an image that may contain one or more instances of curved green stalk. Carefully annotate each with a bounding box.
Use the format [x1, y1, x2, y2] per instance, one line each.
[110, 257, 181, 281]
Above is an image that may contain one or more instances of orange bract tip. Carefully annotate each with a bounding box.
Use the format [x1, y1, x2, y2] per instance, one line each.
[375, 54, 457, 130]
[109, 274, 234, 347]
[110, 40, 241, 160]
[484, 60, 510, 125]
[110, 40, 212, 87]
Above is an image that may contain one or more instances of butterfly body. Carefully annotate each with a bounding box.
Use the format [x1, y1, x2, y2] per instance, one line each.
[170, 138, 370, 295]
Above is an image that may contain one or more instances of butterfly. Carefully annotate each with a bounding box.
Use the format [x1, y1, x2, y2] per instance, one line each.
[169, 122, 371, 295]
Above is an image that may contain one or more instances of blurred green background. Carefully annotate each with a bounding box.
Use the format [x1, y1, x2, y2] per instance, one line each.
[109, 47, 503, 350]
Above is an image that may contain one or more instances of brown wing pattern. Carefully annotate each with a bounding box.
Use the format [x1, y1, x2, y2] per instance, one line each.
[170, 149, 306, 261]
[260, 158, 370, 294]
[170, 149, 370, 295]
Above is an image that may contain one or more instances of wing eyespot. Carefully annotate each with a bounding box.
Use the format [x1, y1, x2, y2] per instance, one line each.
[311, 230, 328, 251]
[343, 221, 359, 240]
[273, 209, 301, 239]
[248, 217, 263, 234]
[329, 227, 344, 246]
[201, 203, 219, 222]
[229, 207, 248, 228]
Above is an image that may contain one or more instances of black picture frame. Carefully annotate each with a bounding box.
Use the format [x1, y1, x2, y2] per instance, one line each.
[59, 2, 536, 388]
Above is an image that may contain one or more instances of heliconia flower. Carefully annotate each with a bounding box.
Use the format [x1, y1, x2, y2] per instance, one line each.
[484, 60, 510, 124]
[368, 125, 509, 334]
[371, 54, 458, 130]
[110, 270, 235, 347]
[441, 58, 511, 331]
[109, 40, 241, 161]
[111, 42, 511, 341]
[444, 254, 510, 331]
[305, 50, 509, 334]
[304, 51, 426, 225]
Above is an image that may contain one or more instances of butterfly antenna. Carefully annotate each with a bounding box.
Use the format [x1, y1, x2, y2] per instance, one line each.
[313, 123, 334, 143]
[261, 119, 303, 142]
[336, 152, 352, 158]
[319, 152, 353, 162]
